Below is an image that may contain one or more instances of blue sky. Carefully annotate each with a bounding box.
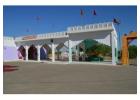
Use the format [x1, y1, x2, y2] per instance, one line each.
[3, 6, 137, 45]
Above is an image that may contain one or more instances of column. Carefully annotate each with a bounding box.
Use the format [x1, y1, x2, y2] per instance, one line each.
[52, 42, 55, 62]
[25, 45, 29, 61]
[76, 45, 79, 61]
[68, 39, 72, 63]
[111, 31, 116, 65]
[37, 45, 41, 61]
[16, 46, 20, 59]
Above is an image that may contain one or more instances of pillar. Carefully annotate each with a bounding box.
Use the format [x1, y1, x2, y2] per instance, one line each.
[37, 45, 41, 61]
[68, 39, 72, 63]
[121, 36, 129, 65]
[76, 45, 79, 61]
[52, 42, 55, 62]
[111, 31, 116, 65]
[25, 45, 29, 61]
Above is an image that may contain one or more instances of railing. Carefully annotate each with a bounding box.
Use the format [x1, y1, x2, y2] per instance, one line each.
[37, 31, 67, 39]
[67, 22, 113, 32]
[15, 31, 68, 41]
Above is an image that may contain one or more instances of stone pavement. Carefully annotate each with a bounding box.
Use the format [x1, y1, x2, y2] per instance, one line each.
[3, 62, 137, 94]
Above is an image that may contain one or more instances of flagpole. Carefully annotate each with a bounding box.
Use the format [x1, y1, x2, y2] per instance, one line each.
[80, 9, 84, 25]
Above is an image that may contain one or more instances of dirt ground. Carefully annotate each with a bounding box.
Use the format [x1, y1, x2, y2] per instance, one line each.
[3, 61, 137, 94]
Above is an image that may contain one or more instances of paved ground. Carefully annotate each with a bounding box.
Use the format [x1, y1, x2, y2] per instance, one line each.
[3, 61, 137, 94]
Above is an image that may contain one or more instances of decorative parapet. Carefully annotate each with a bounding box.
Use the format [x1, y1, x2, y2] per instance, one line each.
[37, 31, 68, 39]
[15, 31, 68, 42]
[67, 22, 113, 33]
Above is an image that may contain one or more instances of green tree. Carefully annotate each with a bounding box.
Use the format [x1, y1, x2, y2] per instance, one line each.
[92, 44, 111, 56]
[85, 40, 111, 56]
[128, 45, 137, 59]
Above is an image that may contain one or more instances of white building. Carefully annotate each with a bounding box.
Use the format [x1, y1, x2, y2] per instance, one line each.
[4, 22, 118, 65]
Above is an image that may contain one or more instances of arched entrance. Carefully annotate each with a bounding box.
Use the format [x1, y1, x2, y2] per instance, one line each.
[18, 45, 25, 59]
[28, 45, 37, 60]
[40, 44, 51, 60]
[56, 43, 68, 61]
[72, 39, 112, 62]
[121, 32, 137, 65]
